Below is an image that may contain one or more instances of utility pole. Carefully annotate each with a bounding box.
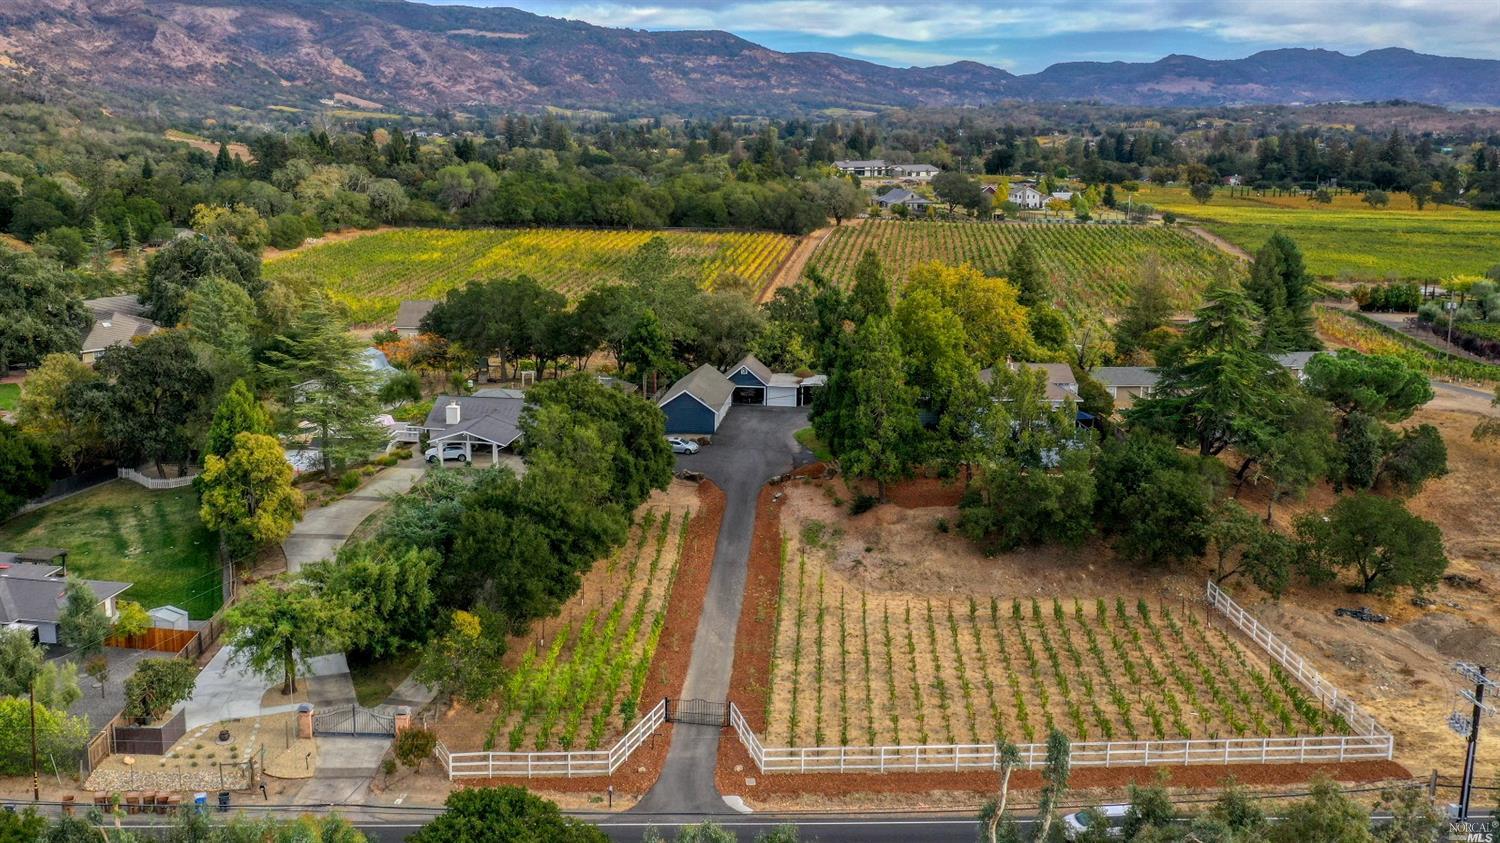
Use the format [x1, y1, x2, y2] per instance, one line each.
[30, 678, 39, 801]
[1447, 663, 1496, 819]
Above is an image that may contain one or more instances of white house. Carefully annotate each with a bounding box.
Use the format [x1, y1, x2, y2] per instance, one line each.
[1008, 184, 1047, 210]
[833, 159, 891, 178]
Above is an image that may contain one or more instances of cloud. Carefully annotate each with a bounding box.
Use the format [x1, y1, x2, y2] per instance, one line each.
[434, 0, 1500, 68]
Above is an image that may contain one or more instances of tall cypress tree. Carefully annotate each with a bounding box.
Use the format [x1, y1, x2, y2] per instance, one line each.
[1246, 232, 1318, 352]
[1006, 236, 1046, 306]
[848, 249, 890, 323]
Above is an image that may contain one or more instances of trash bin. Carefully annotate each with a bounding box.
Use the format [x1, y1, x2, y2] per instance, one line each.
[217, 791, 230, 813]
[193, 792, 207, 812]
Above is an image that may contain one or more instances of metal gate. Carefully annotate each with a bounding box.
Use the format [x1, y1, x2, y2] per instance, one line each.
[665, 698, 729, 727]
[312, 705, 396, 737]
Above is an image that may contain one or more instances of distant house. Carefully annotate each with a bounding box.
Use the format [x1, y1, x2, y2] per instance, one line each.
[658, 364, 735, 435]
[81, 295, 158, 364]
[1090, 366, 1160, 409]
[1050, 190, 1075, 203]
[422, 392, 525, 462]
[1008, 184, 1047, 210]
[875, 188, 934, 212]
[0, 549, 129, 646]
[1222, 174, 1243, 187]
[1274, 351, 1324, 381]
[394, 300, 438, 338]
[833, 159, 891, 178]
[893, 163, 941, 182]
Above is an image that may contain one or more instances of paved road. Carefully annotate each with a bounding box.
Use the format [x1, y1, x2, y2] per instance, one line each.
[282, 462, 425, 573]
[632, 407, 813, 816]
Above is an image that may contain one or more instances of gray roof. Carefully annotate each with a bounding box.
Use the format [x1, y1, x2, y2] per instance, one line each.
[876, 188, 933, 207]
[82, 313, 157, 354]
[659, 364, 734, 412]
[395, 300, 437, 329]
[423, 393, 524, 448]
[833, 159, 887, 169]
[727, 354, 772, 386]
[472, 387, 526, 400]
[0, 560, 130, 627]
[895, 163, 941, 173]
[83, 295, 145, 320]
[980, 362, 1079, 402]
[1090, 366, 1160, 388]
[1274, 351, 1323, 371]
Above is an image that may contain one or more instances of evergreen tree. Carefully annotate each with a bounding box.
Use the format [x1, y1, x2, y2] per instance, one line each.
[213, 142, 233, 175]
[1113, 254, 1173, 360]
[1006, 236, 1045, 306]
[848, 249, 890, 322]
[1246, 232, 1319, 352]
[204, 379, 272, 460]
[832, 316, 919, 501]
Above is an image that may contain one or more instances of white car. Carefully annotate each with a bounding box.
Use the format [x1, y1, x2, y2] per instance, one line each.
[424, 443, 470, 464]
[1063, 805, 1128, 839]
[667, 437, 700, 455]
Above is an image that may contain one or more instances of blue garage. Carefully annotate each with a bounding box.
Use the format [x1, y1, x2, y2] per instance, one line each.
[658, 364, 735, 435]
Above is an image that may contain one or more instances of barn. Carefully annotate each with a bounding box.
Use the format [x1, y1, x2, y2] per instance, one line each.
[659, 364, 735, 435]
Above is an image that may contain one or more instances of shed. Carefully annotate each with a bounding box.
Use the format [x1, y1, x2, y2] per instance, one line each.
[148, 605, 191, 631]
[659, 364, 734, 435]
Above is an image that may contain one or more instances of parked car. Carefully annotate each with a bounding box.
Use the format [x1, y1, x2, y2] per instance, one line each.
[1334, 607, 1388, 623]
[1063, 805, 1128, 839]
[667, 437, 700, 455]
[424, 443, 470, 464]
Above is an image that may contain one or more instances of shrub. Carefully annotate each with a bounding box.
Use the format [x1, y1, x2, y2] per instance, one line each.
[335, 471, 362, 493]
[395, 726, 438, 771]
[850, 493, 878, 515]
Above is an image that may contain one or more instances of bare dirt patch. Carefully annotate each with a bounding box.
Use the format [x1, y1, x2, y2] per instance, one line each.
[758, 221, 855, 303]
[261, 225, 399, 262]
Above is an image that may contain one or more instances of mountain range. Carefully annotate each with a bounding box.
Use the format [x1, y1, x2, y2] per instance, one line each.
[4, 0, 1500, 115]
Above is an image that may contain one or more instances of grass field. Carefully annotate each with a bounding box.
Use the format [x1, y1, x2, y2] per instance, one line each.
[0, 383, 18, 412]
[265, 227, 797, 324]
[470, 500, 694, 752]
[1136, 185, 1500, 280]
[806, 220, 1231, 322]
[0, 481, 222, 618]
[766, 548, 1349, 748]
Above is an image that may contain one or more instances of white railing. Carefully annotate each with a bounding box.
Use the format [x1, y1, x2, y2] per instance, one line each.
[117, 468, 197, 490]
[726, 580, 1394, 775]
[727, 707, 1391, 773]
[1205, 580, 1390, 739]
[438, 699, 666, 779]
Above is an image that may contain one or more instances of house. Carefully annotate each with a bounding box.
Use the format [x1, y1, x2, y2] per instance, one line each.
[1222, 174, 1243, 187]
[658, 364, 735, 435]
[1274, 351, 1324, 381]
[1050, 190, 1075, 203]
[0, 549, 129, 646]
[893, 163, 941, 182]
[1090, 366, 1160, 409]
[833, 159, 891, 178]
[81, 294, 158, 364]
[394, 300, 438, 338]
[422, 392, 525, 462]
[980, 362, 1080, 409]
[875, 188, 934, 212]
[1008, 184, 1047, 210]
[725, 354, 819, 407]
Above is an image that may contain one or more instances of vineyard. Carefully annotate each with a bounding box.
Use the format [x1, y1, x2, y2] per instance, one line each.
[1134, 185, 1500, 281]
[446, 500, 694, 753]
[805, 220, 1230, 323]
[1316, 306, 1500, 383]
[264, 227, 797, 324]
[763, 549, 1351, 749]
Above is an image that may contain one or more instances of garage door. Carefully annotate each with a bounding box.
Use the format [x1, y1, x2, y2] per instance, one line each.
[766, 386, 798, 407]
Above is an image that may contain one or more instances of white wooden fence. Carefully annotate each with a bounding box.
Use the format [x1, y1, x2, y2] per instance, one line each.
[1204, 580, 1390, 740]
[725, 580, 1394, 775]
[117, 468, 197, 490]
[437, 699, 667, 779]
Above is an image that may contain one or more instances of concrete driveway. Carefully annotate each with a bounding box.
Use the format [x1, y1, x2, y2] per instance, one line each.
[282, 462, 425, 573]
[633, 406, 812, 815]
[183, 646, 354, 730]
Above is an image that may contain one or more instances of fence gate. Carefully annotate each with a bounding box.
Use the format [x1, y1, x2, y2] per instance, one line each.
[312, 705, 396, 737]
[665, 698, 729, 727]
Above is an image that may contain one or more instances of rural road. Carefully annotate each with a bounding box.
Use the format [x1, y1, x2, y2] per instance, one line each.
[631, 406, 813, 816]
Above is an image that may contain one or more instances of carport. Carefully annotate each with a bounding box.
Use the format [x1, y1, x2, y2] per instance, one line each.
[727, 355, 772, 405]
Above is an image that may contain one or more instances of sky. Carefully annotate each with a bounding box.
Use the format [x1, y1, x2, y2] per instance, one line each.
[415, 0, 1500, 72]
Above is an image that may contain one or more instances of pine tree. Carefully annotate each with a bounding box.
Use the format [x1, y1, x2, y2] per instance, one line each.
[214, 142, 233, 175]
[1246, 232, 1319, 352]
[204, 379, 272, 460]
[849, 249, 890, 322]
[1006, 236, 1045, 306]
[836, 316, 920, 501]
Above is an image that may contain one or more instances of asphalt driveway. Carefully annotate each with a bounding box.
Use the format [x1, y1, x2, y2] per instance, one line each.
[633, 406, 812, 815]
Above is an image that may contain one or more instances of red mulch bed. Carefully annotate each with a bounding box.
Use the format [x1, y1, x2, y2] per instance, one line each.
[467, 481, 727, 798]
[816, 471, 968, 509]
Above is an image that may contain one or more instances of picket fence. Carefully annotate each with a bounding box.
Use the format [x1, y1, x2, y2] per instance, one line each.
[725, 580, 1394, 774]
[118, 467, 197, 489]
[436, 699, 666, 779]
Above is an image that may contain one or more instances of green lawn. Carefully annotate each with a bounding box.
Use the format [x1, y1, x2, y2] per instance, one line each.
[794, 427, 832, 462]
[0, 383, 19, 412]
[0, 481, 222, 618]
[349, 650, 422, 708]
